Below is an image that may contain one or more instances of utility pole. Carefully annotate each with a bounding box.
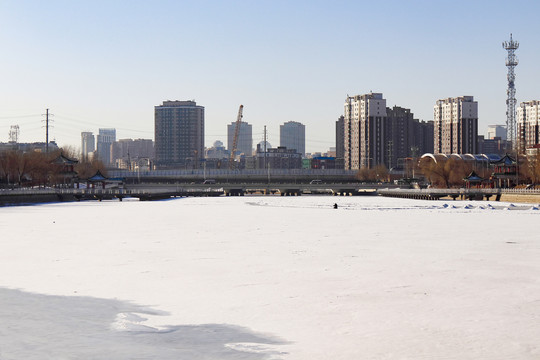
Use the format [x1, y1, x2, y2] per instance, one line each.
[127, 147, 131, 171]
[264, 125, 268, 170]
[387, 141, 393, 170]
[410, 146, 419, 179]
[42, 108, 53, 153]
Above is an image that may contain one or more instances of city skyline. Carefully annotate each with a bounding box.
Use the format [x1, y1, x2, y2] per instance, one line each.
[1, 1, 539, 153]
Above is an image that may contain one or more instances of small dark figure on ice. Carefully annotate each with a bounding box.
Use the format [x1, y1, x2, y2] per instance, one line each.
[333, 203, 338, 209]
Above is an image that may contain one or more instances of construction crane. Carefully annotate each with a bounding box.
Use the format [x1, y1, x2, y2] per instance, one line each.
[229, 105, 244, 169]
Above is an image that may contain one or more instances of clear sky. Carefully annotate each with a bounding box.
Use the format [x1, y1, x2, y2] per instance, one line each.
[1, 0, 539, 153]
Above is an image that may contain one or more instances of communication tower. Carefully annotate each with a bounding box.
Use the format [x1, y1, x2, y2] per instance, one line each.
[502, 34, 519, 151]
[8, 125, 19, 143]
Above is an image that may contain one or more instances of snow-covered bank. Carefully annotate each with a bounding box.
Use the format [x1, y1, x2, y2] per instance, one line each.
[1, 196, 539, 359]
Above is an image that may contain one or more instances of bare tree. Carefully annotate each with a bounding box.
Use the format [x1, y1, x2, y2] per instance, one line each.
[355, 164, 389, 182]
[523, 152, 540, 184]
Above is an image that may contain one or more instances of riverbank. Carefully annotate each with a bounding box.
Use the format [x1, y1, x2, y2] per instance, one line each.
[499, 193, 540, 204]
[438, 193, 540, 204]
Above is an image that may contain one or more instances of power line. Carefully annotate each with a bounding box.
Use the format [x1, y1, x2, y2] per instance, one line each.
[0, 114, 41, 119]
[54, 114, 152, 134]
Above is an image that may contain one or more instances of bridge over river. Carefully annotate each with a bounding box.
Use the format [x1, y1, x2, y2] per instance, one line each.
[0, 182, 385, 205]
[3, 184, 540, 205]
[119, 182, 385, 198]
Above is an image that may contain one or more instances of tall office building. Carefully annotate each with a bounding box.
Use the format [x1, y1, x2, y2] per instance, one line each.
[434, 96, 478, 154]
[517, 100, 540, 153]
[154, 100, 204, 167]
[111, 138, 154, 169]
[344, 93, 387, 170]
[227, 121, 253, 156]
[280, 121, 305, 156]
[96, 128, 116, 165]
[487, 125, 507, 140]
[81, 132, 95, 160]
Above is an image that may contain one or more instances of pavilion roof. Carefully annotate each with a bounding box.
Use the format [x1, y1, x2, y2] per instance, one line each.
[87, 170, 107, 181]
[52, 153, 79, 165]
[491, 154, 516, 165]
[463, 171, 484, 182]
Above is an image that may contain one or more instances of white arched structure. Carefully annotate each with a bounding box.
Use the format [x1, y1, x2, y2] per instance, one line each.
[420, 153, 438, 163]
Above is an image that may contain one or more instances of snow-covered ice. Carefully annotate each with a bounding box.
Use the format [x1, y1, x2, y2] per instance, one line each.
[0, 196, 539, 359]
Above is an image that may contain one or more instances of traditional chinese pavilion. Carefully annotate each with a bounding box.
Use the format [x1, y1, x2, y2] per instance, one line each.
[86, 170, 122, 189]
[51, 153, 79, 186]
[463, 171, 491, 188]
[490, 154, 517, 188]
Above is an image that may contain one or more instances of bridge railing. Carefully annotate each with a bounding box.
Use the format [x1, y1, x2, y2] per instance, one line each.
[109, 168, 358, 178]
[378, 188, 501, 195]
[501, 188, 540, 194]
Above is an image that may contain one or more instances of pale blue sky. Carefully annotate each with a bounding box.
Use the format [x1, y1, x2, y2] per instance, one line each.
[1, 0, 539, 153]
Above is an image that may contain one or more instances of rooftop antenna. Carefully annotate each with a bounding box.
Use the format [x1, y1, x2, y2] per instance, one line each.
[503, 34, 519, 152]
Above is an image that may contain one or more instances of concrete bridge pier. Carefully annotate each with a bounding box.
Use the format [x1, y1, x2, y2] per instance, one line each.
[280, 189, 301, 196]
[225, 189, 244, 196]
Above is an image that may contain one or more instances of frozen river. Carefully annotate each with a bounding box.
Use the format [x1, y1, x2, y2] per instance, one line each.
[1, 196, 539, 359]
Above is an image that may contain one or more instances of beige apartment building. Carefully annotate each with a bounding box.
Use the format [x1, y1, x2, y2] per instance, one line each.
[517, 100, 540, 153]
[434, 96, 478, 155]
[344, 93, 387, 170]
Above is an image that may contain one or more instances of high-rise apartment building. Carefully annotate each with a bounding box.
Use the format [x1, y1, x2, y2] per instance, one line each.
[434, 96, 478, 154]
[96, 128, 116, 165]
[517, 100, 540, 153]
[385, 107, 434, 169]
[81, 132, 95, 160]
[386, 106, 414, 170]
[335, 116, 345, 169]
[335, 115, 344, 160]
[154, 100, 204, 167]
[344, 93, 387, 169]
[280, 121, 305, 156]
[227, 121, 253, 156]
[414, 120, 434, 155]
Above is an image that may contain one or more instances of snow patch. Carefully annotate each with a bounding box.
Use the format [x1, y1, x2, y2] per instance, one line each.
[225, 342, 287, 357]
[111, 312, 160, 332]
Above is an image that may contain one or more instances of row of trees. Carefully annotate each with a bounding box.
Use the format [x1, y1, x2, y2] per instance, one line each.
[0, 148, 105, 188]
[355, 164, 389, 182]
[525, 152, 540, 184]
[355, 152, 540, 188]
[419, 154, 540, 188]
